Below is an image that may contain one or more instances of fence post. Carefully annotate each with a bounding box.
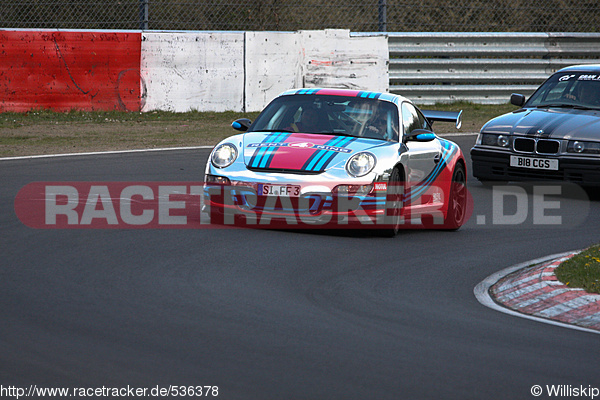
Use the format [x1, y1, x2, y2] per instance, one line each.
[139, 0, 149, 30]
[378, 0, 387, 32]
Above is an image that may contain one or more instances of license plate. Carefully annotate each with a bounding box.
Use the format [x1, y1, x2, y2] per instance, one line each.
[259, 184, 301, 197]
[510, 156, 559, 171]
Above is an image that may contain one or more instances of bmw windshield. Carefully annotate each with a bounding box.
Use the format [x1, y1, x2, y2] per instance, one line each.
[526, 72, 600, 110]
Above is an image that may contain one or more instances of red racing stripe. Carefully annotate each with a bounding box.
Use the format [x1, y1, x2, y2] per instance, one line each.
[267, 133, 337, 170]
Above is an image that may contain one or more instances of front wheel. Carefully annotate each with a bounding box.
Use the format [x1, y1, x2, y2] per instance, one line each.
[380, 167, 403, 237]
[444, 163, 467, 230]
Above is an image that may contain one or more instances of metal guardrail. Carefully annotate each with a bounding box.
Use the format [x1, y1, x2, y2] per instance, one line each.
[387, 32, 600, 104]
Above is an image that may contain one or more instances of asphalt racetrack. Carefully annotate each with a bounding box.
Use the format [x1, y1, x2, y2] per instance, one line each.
[2, 135, 599, 399]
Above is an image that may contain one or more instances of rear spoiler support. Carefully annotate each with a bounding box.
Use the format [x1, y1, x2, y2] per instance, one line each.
[422, 110, 463, 130]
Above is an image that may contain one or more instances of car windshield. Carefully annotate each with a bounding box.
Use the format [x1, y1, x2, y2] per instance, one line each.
[248, 94, 400, 142]
[526, 72, 600, 109]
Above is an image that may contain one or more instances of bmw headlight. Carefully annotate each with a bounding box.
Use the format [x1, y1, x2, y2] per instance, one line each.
[567, 140, 600, 154]
[211, 143, 238, 168]
[479, 133, 510, 148]
[346, 152, 376, 177]
[497, 135, 510, 147]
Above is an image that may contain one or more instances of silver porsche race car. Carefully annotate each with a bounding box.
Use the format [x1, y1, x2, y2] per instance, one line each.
[204, 88, 467, 234]
[471, 64, 600, 186]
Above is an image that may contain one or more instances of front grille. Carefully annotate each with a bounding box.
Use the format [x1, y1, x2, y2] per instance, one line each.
[513, 137, 560, 155]
[235, 194, 331, 215]
[514, 137, 535, 153]
[536, 139, 560, 154]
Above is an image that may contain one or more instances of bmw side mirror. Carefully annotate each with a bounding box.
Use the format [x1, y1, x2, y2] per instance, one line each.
[510, 93, 526, 107]
[232, 118, 252, 132]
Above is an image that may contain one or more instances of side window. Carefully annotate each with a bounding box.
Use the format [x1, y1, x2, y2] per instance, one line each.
[401, 102, 423, 136]
[416, 108, 431, 131]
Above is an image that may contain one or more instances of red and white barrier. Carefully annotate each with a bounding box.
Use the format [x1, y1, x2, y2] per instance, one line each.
[0, 29, 388, 113]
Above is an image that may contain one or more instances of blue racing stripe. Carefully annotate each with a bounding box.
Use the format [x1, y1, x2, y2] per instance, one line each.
[261, 133, 292, 168]
[259, 133, 290, 168]
[358, 91, 381, 99]
[249, 133, 288, 168]
[297, 88, 319, 95]
[250, 134, 278, 168]
[303, 137, 341, 171]
[312, 136, 354, 171]
[304, 136, 348, 171]
[407, 141, 456, 201]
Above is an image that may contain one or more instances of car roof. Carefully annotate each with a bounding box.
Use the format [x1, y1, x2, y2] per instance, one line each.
[556, 64, 600, 73]
[278, 88, 408, 105]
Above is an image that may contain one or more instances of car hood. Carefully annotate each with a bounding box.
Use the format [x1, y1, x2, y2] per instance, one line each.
[242, 131, 389, 173]
[482, 108, 600, 140]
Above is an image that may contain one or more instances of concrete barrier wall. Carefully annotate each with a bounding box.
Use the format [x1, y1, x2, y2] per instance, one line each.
[0, 29, 388, 113]
[301, 30, 388, 93]
[244, 30, 388, 112]
[0, 29, 142, 112]
[244, 31, 303, 112]
[141, 31, 245, 112]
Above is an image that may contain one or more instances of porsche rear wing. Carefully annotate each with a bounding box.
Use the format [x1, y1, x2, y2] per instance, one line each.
[422, 110, 462, 130]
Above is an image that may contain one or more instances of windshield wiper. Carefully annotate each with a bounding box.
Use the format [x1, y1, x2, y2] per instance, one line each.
[536, 103, 577, 108]
[253, 129, 294, 133]
[536, 104, 600, 111]
[255, 129, 360, 137]
[572, 105, 600, 111]
[318, 131, 357, 137]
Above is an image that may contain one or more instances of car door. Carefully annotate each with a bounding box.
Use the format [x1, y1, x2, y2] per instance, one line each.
[401, 102, 442, 195]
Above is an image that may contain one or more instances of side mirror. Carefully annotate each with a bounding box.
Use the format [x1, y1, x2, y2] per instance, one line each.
[232, 118, 252, 132]
[510, 93, 526, 107]
[404, 129, 436, 143]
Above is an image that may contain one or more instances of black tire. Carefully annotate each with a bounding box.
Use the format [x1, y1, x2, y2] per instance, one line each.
[381, 167, 404, 237]
[444, 163, 467, 230]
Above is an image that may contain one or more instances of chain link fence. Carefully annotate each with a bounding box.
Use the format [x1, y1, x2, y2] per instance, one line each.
[1, 0, 599, 32]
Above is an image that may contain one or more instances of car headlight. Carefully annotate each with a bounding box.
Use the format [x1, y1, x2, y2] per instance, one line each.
[567, 140, 600, 154]
[346, 152, 376, 177]
[211, 143, 238, 168]
[479, 133, 510, 148]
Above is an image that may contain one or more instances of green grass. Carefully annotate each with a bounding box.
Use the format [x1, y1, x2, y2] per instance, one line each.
[0, 109, 261, 127]
[0, 103, 516, 157]
[555, 245, 600, 294]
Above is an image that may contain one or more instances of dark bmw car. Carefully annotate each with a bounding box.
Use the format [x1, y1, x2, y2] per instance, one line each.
[471, 64, 600, 186]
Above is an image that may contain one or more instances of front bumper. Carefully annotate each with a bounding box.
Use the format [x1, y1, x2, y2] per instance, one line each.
[202, 183, 392, 228]
[471, 147, 600, 186]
